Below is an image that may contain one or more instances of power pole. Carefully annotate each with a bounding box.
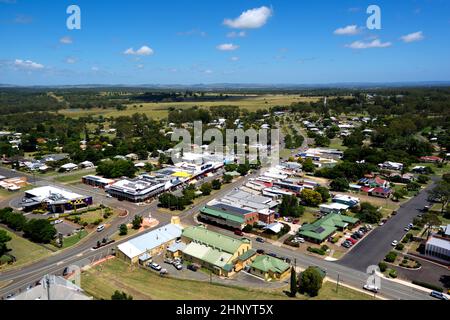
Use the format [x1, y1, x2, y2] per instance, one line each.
[336, 274, 340, 294]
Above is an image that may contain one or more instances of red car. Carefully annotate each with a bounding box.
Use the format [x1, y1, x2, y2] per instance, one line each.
[347, 238, 358, 244]
[234, 230, 244, 236]
[293, 219, 300, 224]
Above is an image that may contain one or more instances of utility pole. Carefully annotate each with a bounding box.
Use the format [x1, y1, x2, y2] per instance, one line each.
[46, 275, 51, 301]
[336, 274, 340, 294]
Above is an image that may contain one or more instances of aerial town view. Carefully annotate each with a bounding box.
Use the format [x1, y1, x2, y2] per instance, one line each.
[0, 0, 449, 311]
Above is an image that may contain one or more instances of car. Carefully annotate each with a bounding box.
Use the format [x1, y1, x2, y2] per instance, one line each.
[106, 194, 113, 198]
[363, 284, 379, 293]
[408, 223, 414, 228]
[293, 219, 300, 225]
[55, 219, 64, 225]
[391, 210, 398, 216]
[26, 285, 33, 291]
[256, 249, 265, 254]
[268, 253, 277, 258]
[295, 237, 305, 243]
[164, 258, 174, 265]
[174, 263, 183, 270]
[347, 238, 357, 244]
[256, 237, 265, 243]
[391, 240, 398, 246]
[378, 221, 384, 226]
[234, 230, 244, 236]
[404, 227, 410, 232]
[159, 269, 168, 276]
[150, 263, 162, 271]
[187, 264, 200, 272]
[6, 293, 14, 299]
[430, 291, 448, 300]
[96, 225, 105, 232]
[62, 267, 69, 276]
[423, 206, 431, 212]
[342, 242, 351, 248]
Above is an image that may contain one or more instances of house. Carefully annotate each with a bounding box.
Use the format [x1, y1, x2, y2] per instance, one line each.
[389, 173, 415, 184]
[358, 176, 389, 188]
[378, 161, 403, 171]
[116, 223, 183, 264]
[332, 194, 360, 208]
[319, 203, 349, 215]
[298, 213, 360, 244]
[249, 255, 291, 281]
[79, 161, 94, 169]
[60, 163, 78, 172]
[369, 187, 392, 199]
[179, 226, 252, 277]
[419, 156, 443, 164]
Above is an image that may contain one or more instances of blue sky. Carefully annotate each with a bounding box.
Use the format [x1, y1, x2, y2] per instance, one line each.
[1, 0, 449, 85]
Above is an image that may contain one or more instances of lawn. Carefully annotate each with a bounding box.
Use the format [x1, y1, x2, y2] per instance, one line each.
[81, 258, 374, 300]
[328, 138, 347, 151]
[61, 230, 88, 249]
[0, 227, 52, 271]
[59, 95, 322, 120]
[54, 169, 96, 184]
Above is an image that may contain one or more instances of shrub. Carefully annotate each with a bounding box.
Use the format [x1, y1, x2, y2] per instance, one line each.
[307, 247, 326, 256]
[385, 251, 397, 263]
[378, 262, 387, 272]
[395, 243, 405, 251]
[412, 281, 443, 292]
[389, 269, 397, 278]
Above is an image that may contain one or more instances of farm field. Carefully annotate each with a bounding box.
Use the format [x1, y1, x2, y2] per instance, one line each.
[58, 95, 322, 120]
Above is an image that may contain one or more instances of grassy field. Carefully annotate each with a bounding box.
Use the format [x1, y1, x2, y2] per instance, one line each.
[0, 227, 52, 270]
[59, 95, 322, 120]
[81, 258, 374, 300]
[53, 169, 96, 184]
[61, 230, 88, 249]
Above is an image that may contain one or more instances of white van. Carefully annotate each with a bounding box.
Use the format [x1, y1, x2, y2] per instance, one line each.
[96, 225, 105, 232]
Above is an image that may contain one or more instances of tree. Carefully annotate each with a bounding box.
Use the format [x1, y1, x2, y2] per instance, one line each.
[298, 267, 324, 297]
[111, 290, 133, 300]
[132, 215, 143, 230]
[200, 183, 212, 196]
[0, 229, 12, 257]
[302, 158, 315, 173]
[119, 224, 128, 236]
[279, 195, 304, 218]
[96, 159, 138, 179]
[314, 186, 330, 203]
[330, 178, 349, 192]
[144, 163, 154, 172]
[237, 163, 251, 176]
[222, 174, 233, 184]
[290, 267, 297, 297]
[23, 219, 57, 244]
[211, 179, 222, 190]
[357, 202, 382, 224]
[300, 189, 322, 207]
[428, 180, 450, 214]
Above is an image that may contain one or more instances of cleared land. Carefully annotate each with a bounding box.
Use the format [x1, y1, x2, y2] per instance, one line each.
[0, 227, 52, 270]
[59, 95, 322, 120]
[81, 258, 374, 300]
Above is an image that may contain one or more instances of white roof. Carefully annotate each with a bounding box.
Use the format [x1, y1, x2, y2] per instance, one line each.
[426, 237, 450, 251]
[26, 186, 84, 202]
[117, 224, 183, 259]
[264, 222, 284, 234]
[320, 203, 349, 210]
[61, 163, 78, 169]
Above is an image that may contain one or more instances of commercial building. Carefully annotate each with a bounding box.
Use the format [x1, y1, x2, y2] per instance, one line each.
[299, 213, 360, 244]
[198, 203, 258, 231]
[82, 175, 115, 189]
[178, 226, 252, 277]
[425, 236, 450, 262]
[20, 186, 92, 213]
[117, 223, 183, 264]
[249, 255, 291, 281]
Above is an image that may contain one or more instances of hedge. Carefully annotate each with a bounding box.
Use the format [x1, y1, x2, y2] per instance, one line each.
[412, 281, 443, 292]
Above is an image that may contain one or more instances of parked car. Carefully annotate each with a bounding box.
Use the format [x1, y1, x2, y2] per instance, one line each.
[404, 227, 410, 232]
[256, 237, 265, 243]
[363, 284, 379, 293]
[347, 238, 357, 244]
[268, 253, 277, 258]
[187, 264, 200, 272]
[62, 267, 69, 276]
[342, 242, 351, 248]
[234, 229, 244, 236]
[150, 263, 162, 271]
[6, 293, 15, 299]
[408, 223, 414, 228]
[96, 225, 105, 232]
[391, 240, 398, 246]
[430, 291, 448, 300]
[256, 249, 265, 254]
[174, 263, 183, 270]
[164, 258, 174, 265]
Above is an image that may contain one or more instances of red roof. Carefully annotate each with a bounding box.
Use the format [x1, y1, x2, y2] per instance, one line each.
[420, 156, 442, 162]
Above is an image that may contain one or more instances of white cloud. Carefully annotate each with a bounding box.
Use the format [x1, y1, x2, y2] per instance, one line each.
[177, 29, 207, 37]
[230, 56, 240, 61]
[217, 43, 239, 51]
[91, 67, 99, 72]
[137, 64, 144, 69]
[401, 31, 424, 43]
[227, 31, 246, 38]
[14, 59, 44, 70]
[60, 36, 73, 44]
[65, 57, 77, 64]
[124, 45, 154, 56]
[346, 39, 392, 49]
[334, 25, 362, 35]
[224, 6, 273, 29]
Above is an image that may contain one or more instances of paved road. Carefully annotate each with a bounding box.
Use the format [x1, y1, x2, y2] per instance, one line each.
[338, 181, 437, 272]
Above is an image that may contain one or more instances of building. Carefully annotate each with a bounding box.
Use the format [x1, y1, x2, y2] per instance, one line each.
[82, 175, 115, 189]
[20, 186, 92, 213]
[419, 156, 443, 164]
[332, 194, 360, 208]
[299, 213, 360, 244]
[10, 275, 92, 300]
[60, 163, 78, 172]
[369, 187, 392, 199]
[178, 226, 252, 277]
[198, 204, 258, 231]
[106, 178, 167, 202]
[378, 161, 403, 171]
[79, 161, 95, 169]
[249, 255, 291, 281]
[319, 202, 349, 215]
[425, 236, 450, 262]
[117, 223, 183, 264]
[0, 177, 28, 191]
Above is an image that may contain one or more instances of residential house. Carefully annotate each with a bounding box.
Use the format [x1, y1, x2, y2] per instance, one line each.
[249, 255, 291, 281]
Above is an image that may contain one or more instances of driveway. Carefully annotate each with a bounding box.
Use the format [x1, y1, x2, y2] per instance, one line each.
[338, 182, 437, 272]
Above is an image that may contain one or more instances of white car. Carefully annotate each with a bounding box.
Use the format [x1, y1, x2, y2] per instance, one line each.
[391, 240, 398, 246]
[363, 284, 379, 293]
[150, 263, 162, 271]
[54, 219, 64, 225]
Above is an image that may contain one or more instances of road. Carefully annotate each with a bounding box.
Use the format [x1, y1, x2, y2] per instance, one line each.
[338, 181, 437, 271]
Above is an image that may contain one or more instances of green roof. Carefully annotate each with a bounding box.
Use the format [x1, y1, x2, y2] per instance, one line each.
[237, 249, 257, 262]
[299, 213, 359, 241]
[200, 207, 245, 224]
[182, 226, 247, 254]
[250, 255, 290, 274]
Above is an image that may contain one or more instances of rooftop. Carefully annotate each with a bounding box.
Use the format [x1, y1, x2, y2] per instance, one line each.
[250, 255, 290, 274]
